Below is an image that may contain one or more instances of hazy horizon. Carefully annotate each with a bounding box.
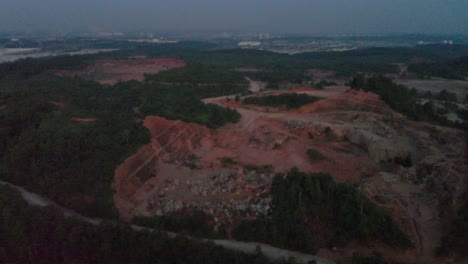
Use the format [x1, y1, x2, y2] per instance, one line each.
[1, 0, 467, 35]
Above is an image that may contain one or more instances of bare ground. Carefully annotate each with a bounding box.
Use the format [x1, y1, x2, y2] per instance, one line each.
[55, 58, 186, 85]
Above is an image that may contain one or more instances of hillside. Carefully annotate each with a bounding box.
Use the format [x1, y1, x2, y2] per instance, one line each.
[0, 44, 466, 264]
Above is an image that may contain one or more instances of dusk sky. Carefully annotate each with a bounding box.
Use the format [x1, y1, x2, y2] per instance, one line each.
[0, 0, 467, 34]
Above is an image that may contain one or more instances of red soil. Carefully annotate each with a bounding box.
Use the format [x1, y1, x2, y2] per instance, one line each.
[297, 89, 400, 116]
[55, 58, 186, 85]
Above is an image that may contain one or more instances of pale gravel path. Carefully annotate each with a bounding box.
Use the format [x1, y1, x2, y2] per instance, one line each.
[0, 180, 334, 264]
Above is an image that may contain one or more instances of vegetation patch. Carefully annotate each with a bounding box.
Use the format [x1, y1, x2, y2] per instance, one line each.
[244, 69, 312, 89]
[315, 80, 337, 89]
[220, 157, 237, 167]
[133, 210, 226, 238]
[232, 168, 413, 253]
[243, 93, 321, 109]
[351, 251, 392, 264]
[144, 63, 248, 85]
[420, 89, 459, 102]
[243, 164, 274, 174]
[436, 200, 468, 258]
[408, 56, 468, 80]
[306, 149, 327, 162]
[388, 155, 412, 168]
[349, 75, 465, 128]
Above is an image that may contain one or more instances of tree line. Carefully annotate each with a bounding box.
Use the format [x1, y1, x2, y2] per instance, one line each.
[243, 93, 321, 109]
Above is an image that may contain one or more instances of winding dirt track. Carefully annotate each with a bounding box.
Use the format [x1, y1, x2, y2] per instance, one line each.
[0, 180, 334, 264]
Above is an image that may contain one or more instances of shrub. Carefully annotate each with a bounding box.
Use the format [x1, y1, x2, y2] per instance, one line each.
[306, 149, 326, 162]
[243, 93, 320, 109]
[220, 157, 237, 167]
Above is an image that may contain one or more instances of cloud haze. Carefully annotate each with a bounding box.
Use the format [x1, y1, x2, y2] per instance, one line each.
[0, 0, 466, 34]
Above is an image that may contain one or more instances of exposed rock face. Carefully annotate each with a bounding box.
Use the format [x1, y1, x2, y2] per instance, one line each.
[359, 158, 466, 263]
[341, 126, 413, 162]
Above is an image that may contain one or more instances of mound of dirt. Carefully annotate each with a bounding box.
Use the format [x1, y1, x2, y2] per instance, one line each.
[297, 89, 399, 116]
[55, 58, 186, 85]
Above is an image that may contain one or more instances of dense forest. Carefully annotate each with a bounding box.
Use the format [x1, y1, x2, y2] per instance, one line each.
[408, 55, 468, 80]
[169, 45, 467, 78]
[232, 169, 412, 253]
[0, 55, 89, 80]
[172, 48, 400, 77]
[0, 185, 287, 264]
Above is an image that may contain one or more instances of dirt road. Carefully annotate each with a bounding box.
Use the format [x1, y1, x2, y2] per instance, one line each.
[0, 180, 334, 264]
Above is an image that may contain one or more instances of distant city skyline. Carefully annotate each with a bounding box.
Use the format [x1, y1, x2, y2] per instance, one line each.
[0, 1, 467, 35]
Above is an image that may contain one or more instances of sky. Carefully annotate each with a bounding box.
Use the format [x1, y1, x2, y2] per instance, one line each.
[0, 0, 467, 35]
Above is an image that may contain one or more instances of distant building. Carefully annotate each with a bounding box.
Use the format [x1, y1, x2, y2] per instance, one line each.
[128, 39, 178, 44]
[238, 41, 261, 48]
